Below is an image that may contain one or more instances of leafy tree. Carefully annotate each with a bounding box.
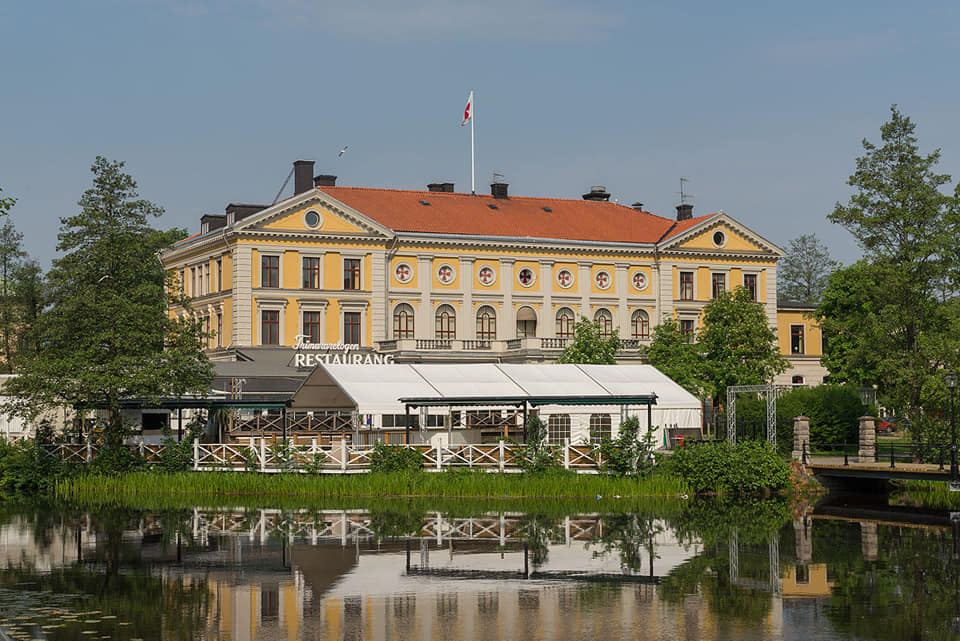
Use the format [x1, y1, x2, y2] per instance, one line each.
[645, 317, 705, 396]
[13, 259, 44, 366]
[697, 287, 788, 405]
[0, 189, 26, 372]
[2, 157, 213, 449]
[557, 315, 620, 364]
[823, 106, 960, 431]
[777, 233, 836, 304]
[650, 289, 785, 404]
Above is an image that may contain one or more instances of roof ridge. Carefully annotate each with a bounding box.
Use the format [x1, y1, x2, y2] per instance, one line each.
[321, 185, 676, 222]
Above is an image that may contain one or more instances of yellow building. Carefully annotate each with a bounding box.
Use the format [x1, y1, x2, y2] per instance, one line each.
[161, 160, 783, 369]
[775, 302, 829, 387]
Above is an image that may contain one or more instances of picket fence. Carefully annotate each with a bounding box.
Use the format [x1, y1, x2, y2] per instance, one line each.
[42, 440, 604, 474]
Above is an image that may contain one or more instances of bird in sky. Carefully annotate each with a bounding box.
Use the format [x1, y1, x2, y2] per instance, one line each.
[338, 145, 348, 158]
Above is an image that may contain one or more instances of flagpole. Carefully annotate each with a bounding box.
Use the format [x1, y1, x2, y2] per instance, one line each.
[470, 91, 476, 195]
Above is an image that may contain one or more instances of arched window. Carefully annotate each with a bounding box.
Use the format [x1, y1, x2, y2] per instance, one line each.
[435, 304, 456, 340]
[547, 414, 571, 444]
[516, 306, 537, 338]
[594, 308, 613, 339]
[393, 303, 414, 339]
[476, 305, 497, 340]
[556, 307, 575, 339]
[631, 309, 650, 340]
[590, 414, 611, 444]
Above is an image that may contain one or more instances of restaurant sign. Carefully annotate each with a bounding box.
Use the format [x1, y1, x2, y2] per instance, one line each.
[292, 336, 395, 367]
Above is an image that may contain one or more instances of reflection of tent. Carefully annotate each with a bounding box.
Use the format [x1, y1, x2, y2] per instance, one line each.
[291, 364, 702, 444]
[290, 545, 357, 598]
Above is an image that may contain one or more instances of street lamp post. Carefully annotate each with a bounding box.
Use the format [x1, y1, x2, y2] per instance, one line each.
[946, 371, 958, 481]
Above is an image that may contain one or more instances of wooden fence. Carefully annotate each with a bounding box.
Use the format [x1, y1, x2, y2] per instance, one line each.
[42, 440, 604, 474]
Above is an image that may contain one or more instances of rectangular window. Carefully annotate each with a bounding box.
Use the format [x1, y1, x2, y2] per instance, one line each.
[343, 258, 361, 290]
[711, 273, 725, 299]
[203, 264, 210, 294]
[302, 257, 322, 289]
[679, 271, 694, 301]
[216, 312, 222, 347]
[261, 310, 280, 345]
[261, 255, 279, 288]
[680, 319, 695, 343]
[216, 259, 222, 291]
[303, 311, 322, 343]
[190, 267, 196, 295]
[744, 273, 757, 301]
[791, 325, 805, 354]
[343, 311, 361, 345]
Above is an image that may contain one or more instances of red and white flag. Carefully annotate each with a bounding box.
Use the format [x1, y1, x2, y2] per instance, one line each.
[460, 90, 473, 126]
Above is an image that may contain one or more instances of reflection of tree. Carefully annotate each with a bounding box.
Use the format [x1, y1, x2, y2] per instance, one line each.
[668, 497, 791, 547]
[520, 514, 556, 569]
[825, 526, 957, 641]
[368, 505, 427, 540]
[659, 543, 775, 624]
[0, 505, 210, 641]
[588, 513, 663, 573]
[656, 498, 791, 625]
[0, 563, 210, 640]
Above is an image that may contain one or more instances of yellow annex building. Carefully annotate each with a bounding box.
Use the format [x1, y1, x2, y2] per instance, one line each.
[160, 160, 825, 412]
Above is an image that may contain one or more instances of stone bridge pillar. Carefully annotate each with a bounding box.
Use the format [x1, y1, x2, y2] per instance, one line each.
[793, 416, 810, 462]
[793, 516, 812, 565]
[861, 522, 878, 562]
[858, 416, 877, 463]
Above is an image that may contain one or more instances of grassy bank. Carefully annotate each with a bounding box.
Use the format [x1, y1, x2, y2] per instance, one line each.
[891, 480, 960, 510]
[56, 468, 689, 508]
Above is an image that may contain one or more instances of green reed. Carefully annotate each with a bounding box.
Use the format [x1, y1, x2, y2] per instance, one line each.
[57, 468, 688, 510]
[891, 479, 960, 510]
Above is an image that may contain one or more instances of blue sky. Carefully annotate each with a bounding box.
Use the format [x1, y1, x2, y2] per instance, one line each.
[2, 0, 959, 266]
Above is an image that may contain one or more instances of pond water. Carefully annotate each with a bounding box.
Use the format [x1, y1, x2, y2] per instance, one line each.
[0, 498, 958, 640]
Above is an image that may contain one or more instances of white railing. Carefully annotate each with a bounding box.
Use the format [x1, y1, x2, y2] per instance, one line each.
[42, 439, 605, 474]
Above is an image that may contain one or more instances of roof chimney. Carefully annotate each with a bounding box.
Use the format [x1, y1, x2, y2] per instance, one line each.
[491, 182, 509, 199]
[428, 182, 455, 193]
[313, 174, 337, 187]
[582, 185, 611, 201]
[676, 204, 693, 221]
[294, 160, 315, 195]
[631, 202, 644, 210]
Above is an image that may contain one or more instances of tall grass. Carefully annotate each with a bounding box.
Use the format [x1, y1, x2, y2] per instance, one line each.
[57, 468, 688, 510]
[891, 479, 960, 510]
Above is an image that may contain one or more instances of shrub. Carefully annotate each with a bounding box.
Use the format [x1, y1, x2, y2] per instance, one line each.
[369, 441, 424, 473]
[0, 437, 73, 496]
[736, 385, 867, 448]
[513, 415, 561, 473]
[596, 417, 659, 476]
[268, 438, 299, 473]
[303, 449, 327, 475]
[157, 436, 193, 472]
[665, 440, 789, 495]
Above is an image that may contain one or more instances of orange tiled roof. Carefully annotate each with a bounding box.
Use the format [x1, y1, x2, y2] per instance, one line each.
[319, 186, 714, 245]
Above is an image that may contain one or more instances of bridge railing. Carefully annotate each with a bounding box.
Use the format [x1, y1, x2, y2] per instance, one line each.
[803, 440, 954, 471]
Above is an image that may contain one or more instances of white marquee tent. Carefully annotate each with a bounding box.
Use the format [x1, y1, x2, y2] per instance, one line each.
[292, 363, 702, 447]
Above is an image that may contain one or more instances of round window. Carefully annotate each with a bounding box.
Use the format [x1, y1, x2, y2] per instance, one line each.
[632, 272, 648, 291]
[477, 265, 497, 286]
[394, 262, 413, 284]
[594, 270, 612, 290]
[437, 263, 456, 285]
[517, 267, 536, 287]
[556, 269, 574, 289]
[712, 230, 726, 247]
[304, 209, 323, 229]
